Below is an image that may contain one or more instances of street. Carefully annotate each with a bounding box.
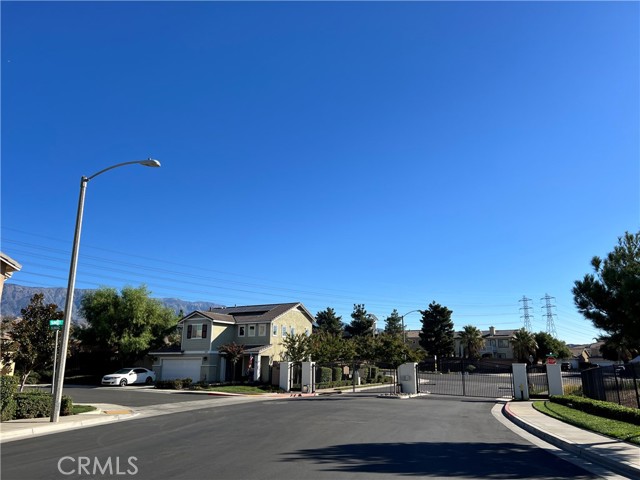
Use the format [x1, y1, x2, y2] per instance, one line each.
[1, 392, 600, 480]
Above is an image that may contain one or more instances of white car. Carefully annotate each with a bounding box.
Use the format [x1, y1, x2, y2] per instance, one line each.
[102, 368, 156, 387]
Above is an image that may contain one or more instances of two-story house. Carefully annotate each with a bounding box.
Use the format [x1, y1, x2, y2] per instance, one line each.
[453, 326, 517, 359]
[151, 302, 315, 383]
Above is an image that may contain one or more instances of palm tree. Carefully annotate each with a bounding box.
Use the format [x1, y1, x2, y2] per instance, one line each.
[511, 328, 538, 363]
[459, 325, 484, 359]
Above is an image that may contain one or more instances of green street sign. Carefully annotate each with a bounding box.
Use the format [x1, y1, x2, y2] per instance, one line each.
[49, 319, 64, 329]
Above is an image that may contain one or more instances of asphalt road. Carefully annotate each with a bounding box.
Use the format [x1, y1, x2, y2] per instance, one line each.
[1, 394, 601, 480]
[28, 385, 219, 407]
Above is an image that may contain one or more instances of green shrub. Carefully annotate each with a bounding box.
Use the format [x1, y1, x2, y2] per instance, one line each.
[465, 365, 476, 373]
[332, 367, 342, 382]
[550, 395, 640, 425]
[1, 376, 19, 422]
[181, 378, 193, 388]
[315, 367, 332, 384]
[13, 391, 73, 419]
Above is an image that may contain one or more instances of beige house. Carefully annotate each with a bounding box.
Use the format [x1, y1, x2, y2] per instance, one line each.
[0, 252, 21, 376]
[151, 302, 315, 382]
[406, 326, 517, 359]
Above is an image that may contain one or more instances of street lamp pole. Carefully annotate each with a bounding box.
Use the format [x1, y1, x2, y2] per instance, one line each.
[50, 159, 160, 422]
[400, 309, 421, 345]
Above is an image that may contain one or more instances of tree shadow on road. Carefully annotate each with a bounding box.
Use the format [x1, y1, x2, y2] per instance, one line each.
[281, 441, 599, 478]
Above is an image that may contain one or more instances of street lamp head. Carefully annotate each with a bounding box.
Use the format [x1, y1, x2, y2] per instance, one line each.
[140, 158, 161, 168]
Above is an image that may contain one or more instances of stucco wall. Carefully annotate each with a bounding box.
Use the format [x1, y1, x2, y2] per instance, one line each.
[269, 308, 313, 361]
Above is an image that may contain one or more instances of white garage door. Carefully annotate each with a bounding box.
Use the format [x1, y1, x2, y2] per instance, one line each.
[161, 359, 201, 381]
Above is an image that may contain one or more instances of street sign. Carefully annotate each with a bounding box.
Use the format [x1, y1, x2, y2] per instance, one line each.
[49, 319, 64, 330]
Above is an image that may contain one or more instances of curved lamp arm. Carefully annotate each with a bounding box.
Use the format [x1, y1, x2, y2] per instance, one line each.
[87, 158, 161, 181]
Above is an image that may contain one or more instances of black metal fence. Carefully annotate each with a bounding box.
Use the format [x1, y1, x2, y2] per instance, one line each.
[581, 364, 640, 409]
[417, 359, 514, 398]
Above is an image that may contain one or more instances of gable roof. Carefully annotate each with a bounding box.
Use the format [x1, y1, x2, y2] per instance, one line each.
[179, 302, 315, 325]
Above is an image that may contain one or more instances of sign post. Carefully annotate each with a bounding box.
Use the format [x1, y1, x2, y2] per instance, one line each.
[49, 320, 63, 394]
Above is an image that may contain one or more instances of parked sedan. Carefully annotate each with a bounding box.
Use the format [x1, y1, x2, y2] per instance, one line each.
[102, 368, 156, 387]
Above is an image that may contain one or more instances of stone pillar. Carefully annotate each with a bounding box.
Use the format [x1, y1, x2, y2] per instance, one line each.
[512, 363, 529, 400]
[279, 361, 291, 392]
[546, 363, 563, 396]
[398, 362, 418, 394]
[301, 361, 315, 393]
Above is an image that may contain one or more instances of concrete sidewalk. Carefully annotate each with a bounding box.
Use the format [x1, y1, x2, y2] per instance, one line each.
[0, 404, 137, 443]
[504, 401, 640, 479]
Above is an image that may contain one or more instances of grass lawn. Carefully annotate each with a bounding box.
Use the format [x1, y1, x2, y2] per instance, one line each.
[533, 401, 640, 445]
[72, 405, 97, 414]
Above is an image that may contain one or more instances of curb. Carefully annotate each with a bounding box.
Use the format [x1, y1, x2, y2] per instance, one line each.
[503, 402, 639, 479]
[0, 413, 138, 443]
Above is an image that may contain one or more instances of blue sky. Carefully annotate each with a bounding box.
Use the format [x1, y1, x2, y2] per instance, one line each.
[2, 1, 638, 345]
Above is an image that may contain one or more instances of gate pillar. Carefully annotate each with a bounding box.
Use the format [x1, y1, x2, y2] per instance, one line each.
[512, 364, 529, 400]
[546, 363, 563, 396]
[301, 361, 315, 393]
[279, 361, 291, 392]
[398, 362, 418, 394]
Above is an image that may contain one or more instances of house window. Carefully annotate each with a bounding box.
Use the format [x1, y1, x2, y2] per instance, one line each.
[282, 325, 287, 336]
[272, 324, 278, 336]
[498, 339, 509, 348]
[238, 326, 245, 337]
[187, 323, 207, 339]
[258, 324, 266, 336]
[489, 339, 496, 347]
[248, 325, 256, 337]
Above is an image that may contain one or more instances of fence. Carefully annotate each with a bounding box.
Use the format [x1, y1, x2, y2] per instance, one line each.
[580, 364, 640, 409]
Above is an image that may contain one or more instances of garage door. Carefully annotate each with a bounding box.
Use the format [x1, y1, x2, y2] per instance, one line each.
[161, 359, 202, 381]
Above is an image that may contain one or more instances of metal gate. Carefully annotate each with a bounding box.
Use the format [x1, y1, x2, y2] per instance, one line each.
[526, 365, 549, 398]
[417, 359, 514, 398]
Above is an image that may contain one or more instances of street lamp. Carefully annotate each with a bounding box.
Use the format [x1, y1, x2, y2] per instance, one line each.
[50, 158, 160, 422]
[400, 310, 421, 345]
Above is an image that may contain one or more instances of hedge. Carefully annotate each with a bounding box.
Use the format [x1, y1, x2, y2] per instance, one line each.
[155, 378, 192, 390]
[549, 395, 640, 425]
[316, 367, 332, 384]
[1, 376, 19, 422]
[332, 367, 342, 382]
[10, 391, 73, 420]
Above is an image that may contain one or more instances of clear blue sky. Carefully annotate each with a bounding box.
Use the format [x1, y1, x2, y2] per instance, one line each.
[2, 2, 638, 345]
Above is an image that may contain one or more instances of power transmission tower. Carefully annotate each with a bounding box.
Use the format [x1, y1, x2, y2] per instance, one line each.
[519, 296, 534, 331]
[541, 293, 558, 338]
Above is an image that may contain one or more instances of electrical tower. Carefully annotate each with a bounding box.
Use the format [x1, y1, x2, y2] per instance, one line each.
[519, 296, 534, 331]
[541, 293, 558, 338]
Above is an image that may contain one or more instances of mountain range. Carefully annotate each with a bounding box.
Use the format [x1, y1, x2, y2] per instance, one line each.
[1, 284, 224, 324]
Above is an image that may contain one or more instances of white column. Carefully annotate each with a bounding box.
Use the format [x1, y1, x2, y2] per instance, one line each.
[253, 355, 261, 382]
[512, 363, 529, 400]
[301, 361, 315, 393]
[398, 362, 418, 395]
[546, 363, 563, 396]
[279, 361, 291, 392]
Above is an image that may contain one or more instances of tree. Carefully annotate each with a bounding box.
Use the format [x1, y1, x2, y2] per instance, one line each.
[1, 294, 62, 391]
[510, 328, 538, 363]
[376, 333, 421, 367]
[458, 325, 484, 359]
[219, 342, 245, 382]
[77, 285, 179, 366]
[419, 301, 454, 359]
[345, 304, 375, 337]
[315, 307, 344, 336]
[282, 333, 311, 363]
[384, 309, 404, 338]
[309, 331, 349, 364]
[533, 332, 571, 361]
[573, 231, 640, 358]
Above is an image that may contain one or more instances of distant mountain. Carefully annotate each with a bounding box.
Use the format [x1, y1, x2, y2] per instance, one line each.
[1, 284, 224, 324]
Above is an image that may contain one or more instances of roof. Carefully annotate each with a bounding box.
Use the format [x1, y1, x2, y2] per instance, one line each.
[0, 252, 22, 276]
[239, 344, 273, 354]
[179, 302, 315, 326]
